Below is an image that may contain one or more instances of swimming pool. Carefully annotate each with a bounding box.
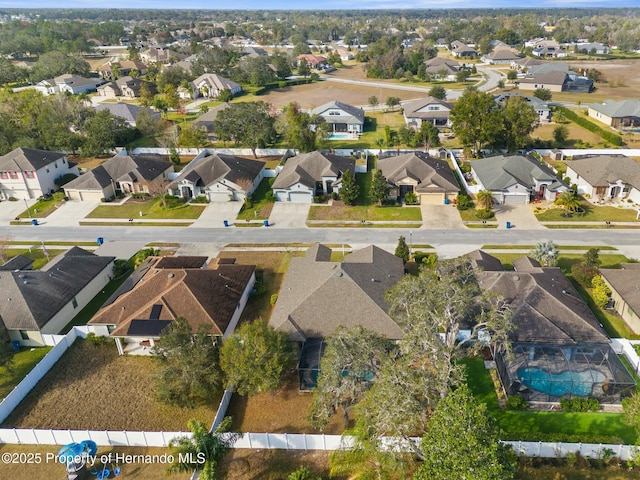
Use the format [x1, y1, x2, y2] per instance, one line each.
[517, 367, 605, 397]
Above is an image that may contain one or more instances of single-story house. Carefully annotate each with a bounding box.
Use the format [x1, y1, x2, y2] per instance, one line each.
[481, 49, 522, 64]
[494, 93, 552, 123]
[97, 76, 157, 99]
[473, 251, 634, 402]
[311, 100, 364, 137]
[140, 45, 186, 65]
[35, 74, 106, 96]
[272, 151, 356, 203]
[191, 73, 242, 99]
[588, 99, 640, 131]
[377, 152, 459, 204]
[423, 57, 460, 81]
[96, 60, 148, 79]
[518, 69, 593, 94]
[192, 102, 232, 136]
[470, 154, 567, 204]
[0, 147, 79, 200]
[564, 155, 640, 203]
[95, 103, 160, 127]
[333, 46, 354, 61]
[168, 151, 265, 202]
[450, 40, 477, 58]
[0, 247, 115, 346]
[64, 152, 173, 202]
[599, 263, 640, 334]
[511, 56, 546, 71]
[89, 255, 255, 355]
[296, 54, 327, 68]
[270, 244, 405, 342]
[402, 96, 453, 130]
[577, 42, 610, 55]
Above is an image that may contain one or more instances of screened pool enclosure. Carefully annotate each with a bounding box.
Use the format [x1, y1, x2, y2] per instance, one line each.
[495, 343, 636, 403]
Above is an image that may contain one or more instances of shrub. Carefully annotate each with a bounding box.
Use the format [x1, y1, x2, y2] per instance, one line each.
[190, 196, 209, 204]
[113, 259, 132, 278]
[404, 192, 419, 205]
[265, 190, 274, 201]
[133, 247, 159, 269]
[8, 196, 17, 201]
[591, 274, 611, 308]
[456, 193, 473, 211]
[506, 394, 529, 410]
[163, 194, 186, 209]
[331, 191, 338, 200]
[313, 196, 320, 203]
[253, 281, 265, 296]
[86, 332, 108, 347]
[131, 192, 150, 199]
[571, 263, 597, 287]
[270, 294, 278, 307]
[560, 397, 600, 412]
[475, 208, 494, 220]
[52, 191, 66, 201]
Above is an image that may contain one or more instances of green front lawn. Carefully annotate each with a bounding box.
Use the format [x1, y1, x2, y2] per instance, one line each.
[4, 248, 65, 270]
[0, 347, 52, 399]
[308, 205, 422, 221]
[86, 196, 205, 219]
[463, 358, 636, 444]
[237, 178, 275, 220]
[535, 202, 640, 223]
[17, 197, 64, 218]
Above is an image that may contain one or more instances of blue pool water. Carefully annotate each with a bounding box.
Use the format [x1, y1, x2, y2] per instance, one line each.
[517, 367, 605, 397]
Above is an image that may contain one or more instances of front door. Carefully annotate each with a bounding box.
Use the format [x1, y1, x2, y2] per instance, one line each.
[181, 186, 193, 199]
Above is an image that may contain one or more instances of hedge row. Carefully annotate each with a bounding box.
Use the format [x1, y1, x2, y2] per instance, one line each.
[557, 106, 623, 146]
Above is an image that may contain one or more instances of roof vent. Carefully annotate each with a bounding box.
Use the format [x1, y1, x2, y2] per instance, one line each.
[168, 273, 174, 278]
[514, 275, 520, 281]
[23, 280, 28, 285]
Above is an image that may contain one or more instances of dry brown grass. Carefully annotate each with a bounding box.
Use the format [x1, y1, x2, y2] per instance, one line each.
[532, 122, 607, 147]
[1, 340, 218, 431]
[0, 444, 190, 479]
[227, 372, 348, 435]
[219, 449, 340, 480]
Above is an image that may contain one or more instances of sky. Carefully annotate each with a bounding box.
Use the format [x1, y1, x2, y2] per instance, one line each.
[2, 0, 638, 9]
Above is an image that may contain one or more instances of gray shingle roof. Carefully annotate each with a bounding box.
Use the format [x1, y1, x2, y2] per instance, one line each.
[167, 153, 264, 190]
[272, 151, 356, 190]
[95, 103, 160, 124]
[377, 152, 459, 194]
[477, 256, 609, 345]
[599, 264, 640, 319]
[519, 70, 568, 87]
[64, 154, 172, 191]
[0, 255, 34, 272]
[589, 100, 640, 119]
[269, 244, 405, 341]
[403, 97, 453, 120]
[471, 154, 559, 191]
[567, 155, 640, 190]
[0, 148, 66, 171]
[0, 248, 114, 331]
[311, 101, 365, 126]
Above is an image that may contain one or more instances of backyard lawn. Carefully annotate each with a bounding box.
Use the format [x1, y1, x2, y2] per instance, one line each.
[1, 339, 219, 431]
[462, 358, 636, 444]
[86, 196, 206, 219]
[308, 205, 422, 221]
[0, 347, 51, 399]
[236, 178, 275, 220]
[3, 248, 65, 270]
[534, 202, 640, 223]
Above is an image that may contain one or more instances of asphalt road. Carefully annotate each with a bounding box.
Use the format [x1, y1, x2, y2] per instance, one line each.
[6, 225, 640, 258]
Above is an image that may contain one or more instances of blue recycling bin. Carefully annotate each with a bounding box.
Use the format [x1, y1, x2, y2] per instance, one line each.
[506, 221, 511, 229]
[31, 219, 38, 226]
[223, 220, 229, 227]
[11, 341, 21, 352]
[263, 220, 269, 227]
[97, 237, 104, 245]
[444, 197, 450, 205]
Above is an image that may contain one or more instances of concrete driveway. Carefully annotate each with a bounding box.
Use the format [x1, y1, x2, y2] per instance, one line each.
[492, 204, 544, 230]
[41, 200, 101, 227]
[268, 202, 311, 228]
[421, 204, 465, 229]
[192, 202, 243, 228]
[0, 198, 32, 224]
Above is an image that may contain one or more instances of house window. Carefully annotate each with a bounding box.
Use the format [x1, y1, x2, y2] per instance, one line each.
[9, 171, 18, 179]
[62, 158, 66, 164]
[0, 172, 8, 179]
[427, 106, 439, 111]
[54, 162, 58, 168]
[329, 111, 340, 115]
[19, 330, 29, 340]
[72, 297, 78, 309]
[24, 171, 35, 179]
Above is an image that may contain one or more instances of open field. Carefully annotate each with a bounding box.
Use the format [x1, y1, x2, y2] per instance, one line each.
[1, 339, 218, 431]
[308, 204, 422, 221]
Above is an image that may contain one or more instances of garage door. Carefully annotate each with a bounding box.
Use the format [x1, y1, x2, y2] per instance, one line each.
[275, 191, 289, 202]
[289, 192, 312, 203]
[208, 192, 231, 202]
[503, 194, 527, 205]
[419, 193, 444, 205]
[67, 190, 103, 202]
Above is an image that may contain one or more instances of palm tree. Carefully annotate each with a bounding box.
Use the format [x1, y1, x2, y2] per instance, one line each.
[555, 190, 581, 216]
[476, 190, 494, 211]
[167, 417, 240, 480]
[530, 240, 559, 267]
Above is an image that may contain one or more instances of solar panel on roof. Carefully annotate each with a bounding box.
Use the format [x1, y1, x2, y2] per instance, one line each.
[150, 304, 162, 320]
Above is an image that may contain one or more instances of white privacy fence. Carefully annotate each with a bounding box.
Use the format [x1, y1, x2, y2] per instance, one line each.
[0, 429, 188, 448]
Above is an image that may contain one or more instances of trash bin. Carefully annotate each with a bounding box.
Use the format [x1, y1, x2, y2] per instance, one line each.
[97, 237, 104, 245]
[223, 220, 229, 227]
[506, 221, 511, 229]
[263, 220, 269, 227]
[444, 198, 450, 205]
[31, 219, 38, 226]
[11, 341, 21, 352]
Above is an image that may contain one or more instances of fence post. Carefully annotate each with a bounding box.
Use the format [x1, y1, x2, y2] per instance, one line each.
[124, 430, 129, 447]
[304, 434, 307, 451]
